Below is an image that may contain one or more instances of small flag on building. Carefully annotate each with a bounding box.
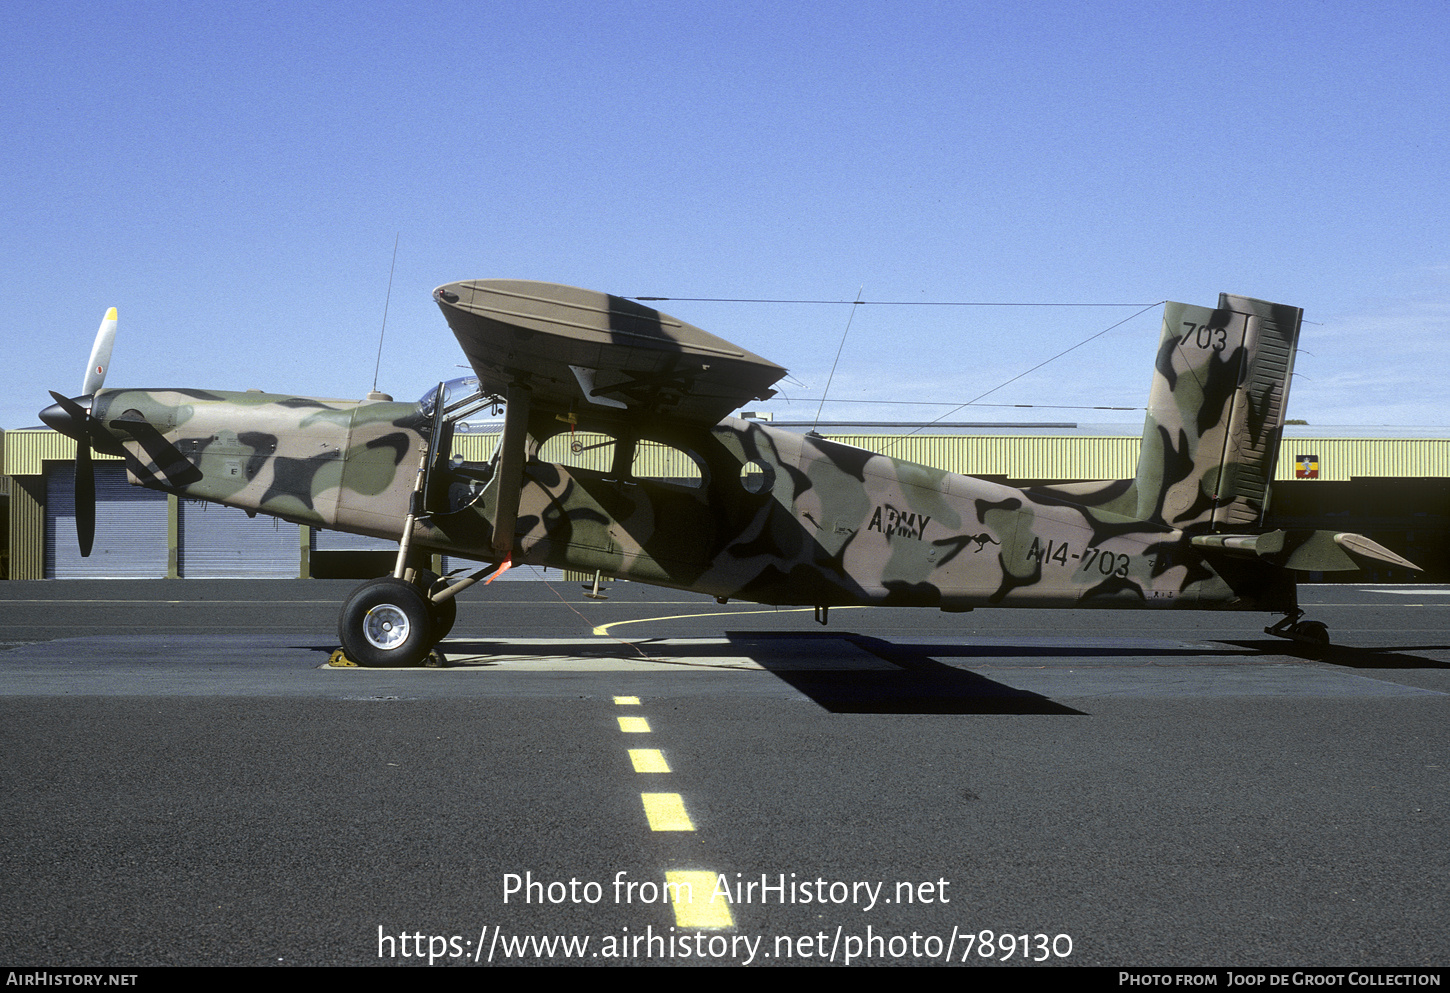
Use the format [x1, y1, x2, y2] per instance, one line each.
[1295, 454, 1320, 479]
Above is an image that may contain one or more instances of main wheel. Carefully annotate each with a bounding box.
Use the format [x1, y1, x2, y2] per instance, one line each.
[338, 578, 433, 667]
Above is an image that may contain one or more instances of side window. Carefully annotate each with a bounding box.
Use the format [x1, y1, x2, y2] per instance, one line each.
[538, 431, 616, 472]
[739, 459, 774, 494]
[448, 429, 502, 468]
[632, 440, 705, 489]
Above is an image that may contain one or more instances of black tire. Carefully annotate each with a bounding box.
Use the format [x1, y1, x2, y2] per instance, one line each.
[411, 569, 457, 644]
[430, 595, 457, 643]
[1293, 620, 1330, 646]
[338, 578, 433, 667]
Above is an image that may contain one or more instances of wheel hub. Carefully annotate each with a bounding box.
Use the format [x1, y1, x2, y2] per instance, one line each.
[363, 604, 411, 650]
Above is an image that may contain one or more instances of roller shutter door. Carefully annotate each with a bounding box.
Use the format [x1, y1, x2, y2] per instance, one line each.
[177, 500, 299, 578]
[311, 529, 397, 552]
[45, 464, 167, 578]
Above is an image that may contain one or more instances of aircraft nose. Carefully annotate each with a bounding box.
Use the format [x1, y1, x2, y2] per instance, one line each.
[39, 394, 91, 441]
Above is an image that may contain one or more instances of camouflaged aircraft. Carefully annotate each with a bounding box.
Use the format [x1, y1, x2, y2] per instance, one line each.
[41, 281, 1419, 666]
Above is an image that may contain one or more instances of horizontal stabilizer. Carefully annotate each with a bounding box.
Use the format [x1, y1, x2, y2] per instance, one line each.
[1192, 530, 1421, 573]
[1332, 532, 1422, 572]
[434, 280, 786, 423]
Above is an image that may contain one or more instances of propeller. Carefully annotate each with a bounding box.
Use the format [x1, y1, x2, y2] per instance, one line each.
[38, 309, 118, 557]
[82, 306, 117, 396]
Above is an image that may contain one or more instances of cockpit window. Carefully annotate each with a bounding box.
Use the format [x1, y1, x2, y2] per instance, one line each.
[419, 376, 488, 417]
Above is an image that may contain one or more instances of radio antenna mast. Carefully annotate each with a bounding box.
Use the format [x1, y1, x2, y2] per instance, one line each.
[369, 233, 400, 399]
[811, 285, 863, 432]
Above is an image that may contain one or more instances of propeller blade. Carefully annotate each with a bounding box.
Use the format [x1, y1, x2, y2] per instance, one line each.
[41, 392, 102, 556]
[81, 307, 117, 396]
[42, 391, 92, 443]
[42, 308, 121, 558]
[75, 441, 95, 557]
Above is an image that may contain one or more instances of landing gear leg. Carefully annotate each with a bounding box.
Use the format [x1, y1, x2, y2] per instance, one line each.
[335, 379, 454, 667]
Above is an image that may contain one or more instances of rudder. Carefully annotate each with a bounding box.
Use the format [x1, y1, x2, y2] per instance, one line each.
[1134, 294, 1302, 531]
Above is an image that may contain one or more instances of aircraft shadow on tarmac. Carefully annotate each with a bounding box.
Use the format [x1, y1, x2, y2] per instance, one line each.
[811, 635, 1450, 711]
[736, 633, 1090, 716]
[376, 632, 1087, 715]
[312, 633, 1448, 716]
[1224, 640, 1450, 669]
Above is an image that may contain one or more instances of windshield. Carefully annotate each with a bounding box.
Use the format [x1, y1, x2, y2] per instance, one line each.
[418, 376, 482, 416]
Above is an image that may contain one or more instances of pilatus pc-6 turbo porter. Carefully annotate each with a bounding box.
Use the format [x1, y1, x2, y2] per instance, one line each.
[41, 281, 1418, 665]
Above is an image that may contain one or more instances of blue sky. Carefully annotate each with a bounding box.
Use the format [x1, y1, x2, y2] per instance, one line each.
[4, 0, 1447, 430]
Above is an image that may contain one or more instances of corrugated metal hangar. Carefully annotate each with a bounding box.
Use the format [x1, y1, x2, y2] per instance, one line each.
[2, 423, 1445, 582]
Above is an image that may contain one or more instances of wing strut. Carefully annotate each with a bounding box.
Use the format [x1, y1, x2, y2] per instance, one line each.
[492, 383, 532, 561]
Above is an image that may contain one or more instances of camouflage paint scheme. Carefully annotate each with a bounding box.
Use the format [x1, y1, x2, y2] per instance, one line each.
[77, 285, 1415, 622]
[89, 387, 427, 541]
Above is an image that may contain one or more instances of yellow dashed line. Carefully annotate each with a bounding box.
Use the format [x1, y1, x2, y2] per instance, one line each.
[641, 793, 694, 831]
[666, 871, 733, 928]
[613, 697, 725, 926]
[628, 749, 671, 773]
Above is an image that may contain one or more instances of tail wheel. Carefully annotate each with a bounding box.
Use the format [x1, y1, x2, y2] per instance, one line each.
[1291, 620, 1330, 646]
[338, 578, 433, 667]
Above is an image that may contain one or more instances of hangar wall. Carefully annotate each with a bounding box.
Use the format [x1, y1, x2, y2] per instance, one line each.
[3, 427, 1445, 581]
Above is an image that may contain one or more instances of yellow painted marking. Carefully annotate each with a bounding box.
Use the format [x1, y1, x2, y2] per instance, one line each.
[641, 793, 694, 831]
[592, 605, 869, 637]
[613, 695, 640, 705]
[629, 749, 670, 773]
[667, 871, 733, 928]
[617, 716, 650, 733]
[105, 307, 117, 320]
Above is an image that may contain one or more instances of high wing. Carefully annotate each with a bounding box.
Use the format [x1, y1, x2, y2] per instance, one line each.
[433, 280, 786, 424]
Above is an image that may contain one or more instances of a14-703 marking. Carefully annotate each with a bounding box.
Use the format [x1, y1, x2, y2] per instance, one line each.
[1026, 537, 1130, 579]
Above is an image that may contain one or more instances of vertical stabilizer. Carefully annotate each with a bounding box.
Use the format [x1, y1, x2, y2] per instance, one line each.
[1134, 294, 1302, 530]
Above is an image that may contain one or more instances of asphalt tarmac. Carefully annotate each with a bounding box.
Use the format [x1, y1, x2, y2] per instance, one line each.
[1, 579, 1446, 967]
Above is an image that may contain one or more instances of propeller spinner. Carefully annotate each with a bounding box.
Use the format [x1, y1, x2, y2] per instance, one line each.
[38, 308, 119, 557]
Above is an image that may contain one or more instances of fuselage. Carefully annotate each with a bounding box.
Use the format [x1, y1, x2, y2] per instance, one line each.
[88, 387, 1292, 613]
